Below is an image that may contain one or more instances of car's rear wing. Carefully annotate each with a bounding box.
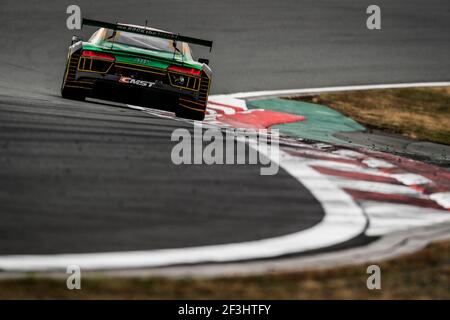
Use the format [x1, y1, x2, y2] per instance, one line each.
[82, 18, 213, 51]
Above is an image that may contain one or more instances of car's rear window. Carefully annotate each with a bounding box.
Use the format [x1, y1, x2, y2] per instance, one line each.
[89, 28, 193, 60]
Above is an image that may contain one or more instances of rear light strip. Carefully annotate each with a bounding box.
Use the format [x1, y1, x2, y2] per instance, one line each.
[82, 50, 115, 62]
[168, 65, 201, 76]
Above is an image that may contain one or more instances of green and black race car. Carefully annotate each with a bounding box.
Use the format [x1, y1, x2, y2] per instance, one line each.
[61, 19, 213, 120]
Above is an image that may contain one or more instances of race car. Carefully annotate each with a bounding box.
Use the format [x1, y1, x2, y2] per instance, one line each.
[61, 18, 213, 120]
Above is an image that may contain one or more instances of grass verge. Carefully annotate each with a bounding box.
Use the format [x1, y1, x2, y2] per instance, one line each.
[0, 240, 449, 299]
[292, 86, 450, 145]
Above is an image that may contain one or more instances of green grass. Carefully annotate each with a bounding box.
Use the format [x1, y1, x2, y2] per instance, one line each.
[1, 240, 449, 299]
[291, 87, 450, 145]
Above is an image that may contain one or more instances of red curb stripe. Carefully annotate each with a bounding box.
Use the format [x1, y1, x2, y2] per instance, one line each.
[344, 188, 446, 210]
[311, 165, 400, 184]
[217, 110, 305, 129]
[286, 149, 364, 166]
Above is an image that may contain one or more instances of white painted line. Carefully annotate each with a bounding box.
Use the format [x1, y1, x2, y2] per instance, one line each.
[362, 158, 396, 169]
[228, 82, 450, 99]
[429, 192, 450, 209]
[391, 173, 431, 186]
[362, 201, 450, 236]
[332, 179, 423, 196]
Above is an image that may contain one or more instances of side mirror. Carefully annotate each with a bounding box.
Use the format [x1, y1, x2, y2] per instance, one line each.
[71, 35, 82, 45]
[198, 58, 209, 65]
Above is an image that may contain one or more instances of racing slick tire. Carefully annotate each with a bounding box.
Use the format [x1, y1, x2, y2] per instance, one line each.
[60, 60, 86, 101]
[175, 104, 205, 121]
[61, 86, 86, 101]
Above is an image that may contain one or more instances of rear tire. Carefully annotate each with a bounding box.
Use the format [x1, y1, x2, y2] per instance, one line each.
[61, 86, 86, 101]
[175, 104, 205, 121]
[60, 59, 86, 101]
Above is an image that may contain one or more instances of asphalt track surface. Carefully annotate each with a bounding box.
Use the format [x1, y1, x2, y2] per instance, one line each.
[0, 0, 448, 256]
[0, 95, 326, 254]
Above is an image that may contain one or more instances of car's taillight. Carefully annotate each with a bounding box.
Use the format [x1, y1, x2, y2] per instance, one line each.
[82, 50, 115, 61]
[168, 65, 201, 76]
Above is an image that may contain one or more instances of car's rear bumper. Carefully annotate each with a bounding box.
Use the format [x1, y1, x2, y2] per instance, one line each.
[93, 80, 179, 111]
[77, 73, 201, 111]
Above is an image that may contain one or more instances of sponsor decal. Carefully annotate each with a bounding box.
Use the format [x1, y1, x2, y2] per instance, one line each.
[118, 76, 154, 88]
[136, 58, 151, 65]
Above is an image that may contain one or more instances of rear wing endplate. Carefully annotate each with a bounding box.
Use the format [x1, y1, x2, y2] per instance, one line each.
[82, 18, 213, 51]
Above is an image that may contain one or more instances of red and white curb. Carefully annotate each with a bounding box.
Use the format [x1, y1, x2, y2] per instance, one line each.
[128, 95, 304, 129]
[0, 84, 448, 272]
[278, 138, 450, 236]
[142, 92, 450, 239]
